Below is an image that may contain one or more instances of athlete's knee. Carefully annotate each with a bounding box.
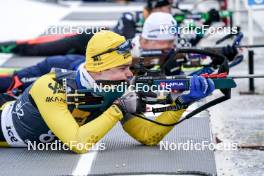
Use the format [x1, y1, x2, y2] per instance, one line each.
[0, 75, 13, 93]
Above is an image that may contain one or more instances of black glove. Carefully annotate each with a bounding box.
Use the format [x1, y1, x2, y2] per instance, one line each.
[208, 9, 220, 23]
[0, 93, 16, 107]
[222, 45, 238, 61]
[114, 91, 157, 115]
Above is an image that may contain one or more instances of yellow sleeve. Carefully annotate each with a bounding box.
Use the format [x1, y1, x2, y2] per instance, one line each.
[122, 109, 186, 146]
[30, 74, 123, 154]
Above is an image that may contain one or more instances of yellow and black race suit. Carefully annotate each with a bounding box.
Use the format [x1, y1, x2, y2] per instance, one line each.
[0, 70, 185, 154]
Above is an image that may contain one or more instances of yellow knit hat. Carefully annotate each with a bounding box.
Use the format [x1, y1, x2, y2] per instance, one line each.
[85, 30, 132, 72]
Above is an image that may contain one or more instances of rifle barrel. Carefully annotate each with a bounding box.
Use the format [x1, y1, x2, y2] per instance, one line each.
[239, 44, 264, 48]
[228, 74, 264, 79]
[137, 74, 264, 81]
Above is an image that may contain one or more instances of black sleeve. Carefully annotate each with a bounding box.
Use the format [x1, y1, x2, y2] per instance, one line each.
[15, 55, 85, 91]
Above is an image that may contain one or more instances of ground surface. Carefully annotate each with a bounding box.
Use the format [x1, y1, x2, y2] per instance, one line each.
[0, 0, 263, 175]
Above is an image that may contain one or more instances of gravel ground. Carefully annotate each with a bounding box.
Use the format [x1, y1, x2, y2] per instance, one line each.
[209, 44, 264, 176]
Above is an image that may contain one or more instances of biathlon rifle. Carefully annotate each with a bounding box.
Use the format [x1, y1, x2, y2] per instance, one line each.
[130, 47, 264, 127]
[182, 32, 244, 69]
[166, 32, 244, 73]
[70, 48, 229, 112]
[173, 9, 232, 24]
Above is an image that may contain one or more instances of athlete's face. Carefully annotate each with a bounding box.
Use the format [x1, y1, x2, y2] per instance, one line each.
[91, 62, 133, 81]
[140, 38, 175, 50]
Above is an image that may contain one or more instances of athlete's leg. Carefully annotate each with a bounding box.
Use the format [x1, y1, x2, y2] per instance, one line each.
[0, 34, 74, 54]
[0, 32, 92, 56]
[0, 101, 10, 147]
[0, 55, 85, 94]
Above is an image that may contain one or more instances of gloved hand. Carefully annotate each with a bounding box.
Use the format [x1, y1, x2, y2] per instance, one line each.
[208, 9, 220, 23]
[222, 45, 238, 61]
[114, 91, 157, 115]
[176, 75, 215, 105]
